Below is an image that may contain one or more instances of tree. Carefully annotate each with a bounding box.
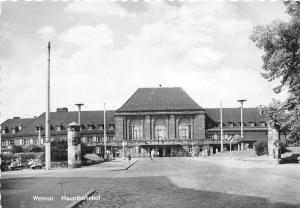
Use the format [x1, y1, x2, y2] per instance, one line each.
[251, 1, 300, 143]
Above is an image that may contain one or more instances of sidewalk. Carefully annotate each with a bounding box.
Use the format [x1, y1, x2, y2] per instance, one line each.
[1, 158, 140, 179]
[190, 156, 299, 169]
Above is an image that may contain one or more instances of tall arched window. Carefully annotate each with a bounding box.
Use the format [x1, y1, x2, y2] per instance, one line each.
[154, 119, 166, 140]
[179, 118, 191, 140]
[129, 120, 142, 140]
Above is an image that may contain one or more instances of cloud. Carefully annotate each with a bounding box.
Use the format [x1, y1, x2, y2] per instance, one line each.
[2, 1, 288, 120]
[64, 1, 132, 18]
[37, 25, 56, 40]
[59, 24, 113, 48]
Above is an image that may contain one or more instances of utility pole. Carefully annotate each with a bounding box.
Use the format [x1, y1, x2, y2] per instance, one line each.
[104, 103, 107, 159]
[220, 100, 224, 152]
[237, 99, 246, 151]
[45, 42, 51, 170]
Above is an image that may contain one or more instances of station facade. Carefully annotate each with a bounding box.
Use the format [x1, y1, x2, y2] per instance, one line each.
[1, 87, 268, 157]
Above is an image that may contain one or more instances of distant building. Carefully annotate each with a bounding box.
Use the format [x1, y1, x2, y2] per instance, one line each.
[1, 87, 268, 156]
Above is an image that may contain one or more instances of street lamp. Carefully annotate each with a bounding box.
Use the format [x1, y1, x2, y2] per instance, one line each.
[191, 142, 194, 157]
[75, 103, 84, 126]
[237, 99, 246, 151]
[103, 103, 107, 159]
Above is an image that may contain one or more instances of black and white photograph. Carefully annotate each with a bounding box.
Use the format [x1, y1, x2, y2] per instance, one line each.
[0, 1, 300, 208]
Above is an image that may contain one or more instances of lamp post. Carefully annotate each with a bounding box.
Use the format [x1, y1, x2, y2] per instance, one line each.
[191, 142, 194, 157]
[75, 103, 84, 126]
[104, 103, 107, 159]
[237, 99, 246, 151]
[45, 42, 51, 170]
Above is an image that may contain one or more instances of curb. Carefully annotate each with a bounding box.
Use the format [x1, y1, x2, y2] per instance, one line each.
[125, 159, 140, 170]
[64, 189, 95, 208]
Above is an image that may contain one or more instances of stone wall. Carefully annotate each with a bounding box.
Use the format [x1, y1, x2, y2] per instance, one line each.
[193, 113, 205, 140]
[114, 115, 124, 140]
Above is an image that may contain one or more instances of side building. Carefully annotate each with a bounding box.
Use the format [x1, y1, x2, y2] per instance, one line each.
[1, 87, 268, 157]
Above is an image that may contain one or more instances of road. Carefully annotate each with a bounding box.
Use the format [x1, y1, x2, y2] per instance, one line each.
[1, 158, 300, 208]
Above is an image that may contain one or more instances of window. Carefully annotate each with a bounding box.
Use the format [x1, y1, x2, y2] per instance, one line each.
[249, 122, 255, 127]
[12, 127, 17, 134]
[87, 137, 92, 143]
[189, 146, 194, 153]
[154, 119, 166, 140]
[213, 133, 218, 140]
[18, 125, 22, 131]
[179, 118, 191, 140]
[99, 125, 104, 130]
[23, 139, 29, 146]
[109, 125, 114, 130]
[2, 128, 7, 134]
[88, 125, 94, 130]
[10, 140, 14, 145]
[130, 120, 142, 140]
[228, 122, 234, 127]
[56, 125, 62, 131]
[260, 122, 266, 127]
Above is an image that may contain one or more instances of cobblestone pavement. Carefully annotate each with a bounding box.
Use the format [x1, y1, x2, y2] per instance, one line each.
[2, 158, 300, 208]
[77, 158, 300, 208]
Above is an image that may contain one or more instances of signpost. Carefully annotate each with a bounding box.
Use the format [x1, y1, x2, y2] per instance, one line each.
[228, 136, 233, 159]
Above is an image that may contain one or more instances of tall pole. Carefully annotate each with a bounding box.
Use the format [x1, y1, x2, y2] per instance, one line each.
[104, 103, 107, 159]
[237, 99, 246, 151]
[220, 100, 224, 152]
[75, 103, 84, 125]
[45, 42, 51, 170]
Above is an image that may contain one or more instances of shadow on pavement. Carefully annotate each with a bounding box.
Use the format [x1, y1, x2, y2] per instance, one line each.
[279, 154, 300, 164]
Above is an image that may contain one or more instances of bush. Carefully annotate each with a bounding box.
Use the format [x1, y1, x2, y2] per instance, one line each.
[25, 145, 45, 152]
[254, 140, 268, 156]
[51, 140, 67, 161]
[11, 145, 24, 153]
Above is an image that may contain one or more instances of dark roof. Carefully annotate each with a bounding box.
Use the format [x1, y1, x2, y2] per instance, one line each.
[1, 111, 115, 137]
[205, 108, 268, 129]
[1, 117, 37, 137]
[116, 87, 203, 112]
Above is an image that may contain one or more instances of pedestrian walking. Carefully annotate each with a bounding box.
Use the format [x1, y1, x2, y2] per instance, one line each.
[128, 154, 132, 163]
[150, 148, 155, 161]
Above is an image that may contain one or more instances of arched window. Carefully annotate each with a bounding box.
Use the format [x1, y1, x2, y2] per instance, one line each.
[154, 119, 166, 140]
[129, 120, 142, 140]
[179, 118, 191, 140]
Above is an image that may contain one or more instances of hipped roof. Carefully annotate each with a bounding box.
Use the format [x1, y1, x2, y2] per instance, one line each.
[116, 87, 203, 112]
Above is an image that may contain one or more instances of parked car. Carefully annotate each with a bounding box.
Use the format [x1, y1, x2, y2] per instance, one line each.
[29, 159, 42, 169]
[8, 158, 23, 171]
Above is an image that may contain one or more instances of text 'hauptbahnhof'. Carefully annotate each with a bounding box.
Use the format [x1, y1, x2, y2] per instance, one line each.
[1, 87, 268, 157]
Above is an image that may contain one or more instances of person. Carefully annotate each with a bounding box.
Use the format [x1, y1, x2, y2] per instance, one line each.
[150, 148, 155, 160]
[128, 154, 132, 163]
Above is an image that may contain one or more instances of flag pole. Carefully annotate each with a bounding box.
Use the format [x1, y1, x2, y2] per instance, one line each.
[220, 100, 224, 152]
[45, 42, 51, 170]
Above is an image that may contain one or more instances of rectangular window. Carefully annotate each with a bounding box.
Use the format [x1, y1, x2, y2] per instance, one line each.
[250, 122, 255, 127]
[189, 146, 193, 153]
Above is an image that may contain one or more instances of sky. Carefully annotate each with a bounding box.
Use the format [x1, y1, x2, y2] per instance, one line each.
[0, 1, 291, 121]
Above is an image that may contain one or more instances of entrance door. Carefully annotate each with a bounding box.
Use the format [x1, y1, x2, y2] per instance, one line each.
[166, 147, 171, 157]
[158, 147, 163, 157]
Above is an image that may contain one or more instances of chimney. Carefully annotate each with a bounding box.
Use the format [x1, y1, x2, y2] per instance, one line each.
[13, 117, 20, 119]
[57, 107, 68, 112]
